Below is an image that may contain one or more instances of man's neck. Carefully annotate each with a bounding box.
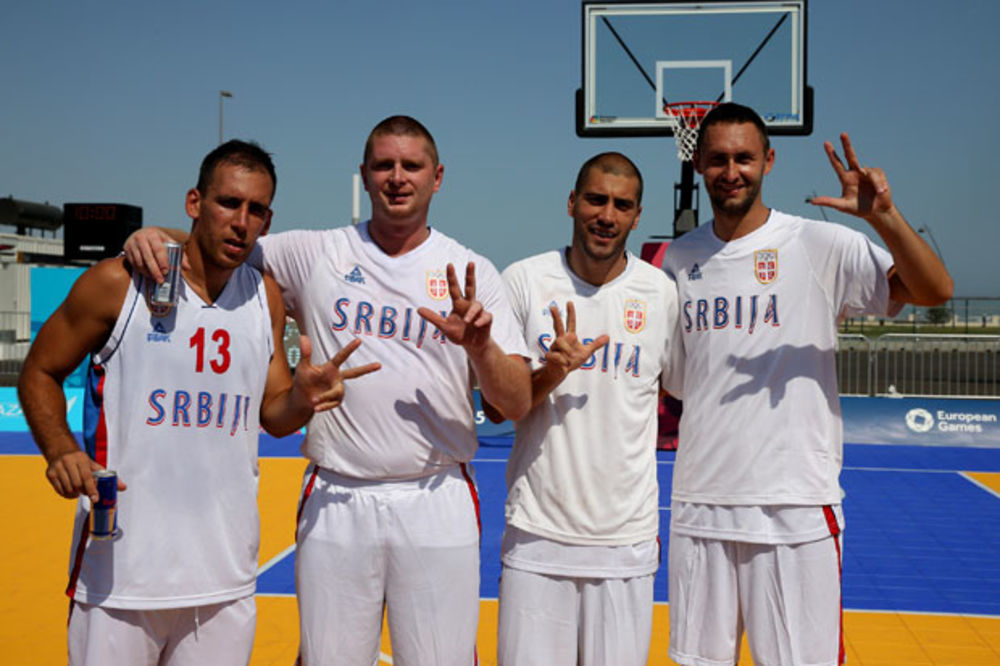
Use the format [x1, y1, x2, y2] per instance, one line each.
[368, 216, 431, 257]
[566, 247, 628, 287]
[711, 202, 771, 242]
[182, 247, 233, 304]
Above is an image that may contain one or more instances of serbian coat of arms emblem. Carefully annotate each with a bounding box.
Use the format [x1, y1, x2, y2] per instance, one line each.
[754, 249, 778, 284]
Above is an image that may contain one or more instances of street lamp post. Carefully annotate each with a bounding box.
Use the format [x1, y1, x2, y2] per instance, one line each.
[917, 224, 956, 330]
[917, 224, 945, 263]
[219, 90, 233, 144]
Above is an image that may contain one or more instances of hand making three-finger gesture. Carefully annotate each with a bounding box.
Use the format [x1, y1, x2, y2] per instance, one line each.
[809, 132, 895, 223]
[417, 262, 493, 354]
[293, 335, 381, 413]
[543, 301, 610, 382]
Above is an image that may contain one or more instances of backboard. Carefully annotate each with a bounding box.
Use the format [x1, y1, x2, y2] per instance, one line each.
[577, 0, 810, 137]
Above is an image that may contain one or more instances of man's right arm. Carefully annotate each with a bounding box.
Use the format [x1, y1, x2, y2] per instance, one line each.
[17, 259, 130, 501]
[124, 227, 190, 283]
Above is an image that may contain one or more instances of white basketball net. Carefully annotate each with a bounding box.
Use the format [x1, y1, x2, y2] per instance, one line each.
[666, 102, 717, 162]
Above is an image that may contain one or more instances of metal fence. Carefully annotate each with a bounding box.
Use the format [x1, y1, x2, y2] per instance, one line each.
[836, 333, 1000, 398]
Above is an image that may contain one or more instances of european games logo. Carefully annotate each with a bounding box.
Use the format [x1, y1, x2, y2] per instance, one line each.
[905, 406, 996, 434]
[905, 408, 934, 433]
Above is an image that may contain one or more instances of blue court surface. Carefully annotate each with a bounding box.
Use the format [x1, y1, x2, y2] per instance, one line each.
[250, 435, 1000, 617]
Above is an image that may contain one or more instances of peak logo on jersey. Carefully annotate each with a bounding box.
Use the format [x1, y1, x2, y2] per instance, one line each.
[543, 300, 563, 318]
[754, 249, 778, 284]
[426, 269, 449, 300]
[344, 266, 366, 285]
[624, 299, 647, 333]
[146, 321, 171, 343]
[688, 263, 703, 281]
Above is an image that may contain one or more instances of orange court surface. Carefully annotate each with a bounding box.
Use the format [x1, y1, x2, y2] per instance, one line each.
[4, 433, 1000, 665]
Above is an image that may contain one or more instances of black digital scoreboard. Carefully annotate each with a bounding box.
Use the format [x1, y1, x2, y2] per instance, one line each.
[63, 203, 143, 262]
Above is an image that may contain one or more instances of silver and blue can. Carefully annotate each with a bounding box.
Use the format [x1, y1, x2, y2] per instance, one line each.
[90, 469, 118, 540]
[151, 241, 183, 306]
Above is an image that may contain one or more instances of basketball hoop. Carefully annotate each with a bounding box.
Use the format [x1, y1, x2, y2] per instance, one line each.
[664, 101, 718, 162]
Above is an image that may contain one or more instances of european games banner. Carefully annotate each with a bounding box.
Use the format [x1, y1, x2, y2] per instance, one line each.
[842, 396, 1000, 447]
[0, 387, 83, 433]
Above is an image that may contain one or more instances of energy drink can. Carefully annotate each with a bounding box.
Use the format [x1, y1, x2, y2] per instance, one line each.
[90, 469, 118, 540]
[151, 241, 183, 306]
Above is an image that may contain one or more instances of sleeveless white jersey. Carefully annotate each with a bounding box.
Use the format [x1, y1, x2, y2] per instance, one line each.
[254, 223, 527, 480]
[68, 266, 273, 609]
[663, 211, 895, 506]
[503, 250, 682, 546]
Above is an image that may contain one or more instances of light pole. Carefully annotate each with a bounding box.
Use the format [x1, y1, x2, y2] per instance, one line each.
[918, 224, 956, 329]
[218, 90, 233, 144]
[917, 224, 945, 263]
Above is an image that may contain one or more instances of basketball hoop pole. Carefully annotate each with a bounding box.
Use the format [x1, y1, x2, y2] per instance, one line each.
[673, 162, 698, 237]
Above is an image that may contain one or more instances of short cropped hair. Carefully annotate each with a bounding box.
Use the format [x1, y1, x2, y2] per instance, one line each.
[196, 140, 277, 200]
[363, 115, 439, 166]
[574, 152, 644, 204]
[696, 102, 771, 155]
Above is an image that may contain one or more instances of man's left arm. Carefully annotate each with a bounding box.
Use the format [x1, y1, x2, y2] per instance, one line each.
[259, 275, 380, 437]
[810, 132, 953, 306]
[418, 262, 531, 422]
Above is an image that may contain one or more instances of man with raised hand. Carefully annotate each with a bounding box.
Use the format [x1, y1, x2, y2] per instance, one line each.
[19, 140, 373, 665]
[663, 102, 952, 666]
[490, 152, 682, 666]
[125, 116, 531, 665]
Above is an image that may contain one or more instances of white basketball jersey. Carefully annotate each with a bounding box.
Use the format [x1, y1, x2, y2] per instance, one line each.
[663, 211, 895, 506]
[503, 250, 681, 546]
[254, 223, 527, 480]
[68, 265, 273, 609]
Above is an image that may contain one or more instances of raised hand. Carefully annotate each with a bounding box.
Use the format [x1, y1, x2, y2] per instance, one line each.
[809, 132, 894, 222]
[294, 335, 381, 412]
[544, 301, 610, 380]
[417, 262, 492, 354]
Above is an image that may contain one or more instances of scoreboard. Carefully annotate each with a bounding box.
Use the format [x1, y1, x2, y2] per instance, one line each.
[63, 203, 142, 262]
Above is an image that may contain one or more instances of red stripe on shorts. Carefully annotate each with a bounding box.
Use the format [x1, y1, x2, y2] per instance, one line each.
[459, 463, 482, 535]
[295, 464, 321, 541]
[823, 505, 845, 664]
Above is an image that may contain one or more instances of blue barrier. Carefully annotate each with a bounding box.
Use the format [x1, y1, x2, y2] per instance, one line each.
[3, 386, 996, 448]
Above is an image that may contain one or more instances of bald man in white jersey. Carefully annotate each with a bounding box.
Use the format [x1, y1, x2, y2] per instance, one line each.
[19, 140, 371, 665]
[663, 103, 953, 666]
[489, 152, 682, 665]
[125, 116, 531, 665]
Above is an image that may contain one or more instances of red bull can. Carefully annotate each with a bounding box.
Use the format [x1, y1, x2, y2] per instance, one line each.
[151, 241, 183, 306]
[90, 469, 118, 540]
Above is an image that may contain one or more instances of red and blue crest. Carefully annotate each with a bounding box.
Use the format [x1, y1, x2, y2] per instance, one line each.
[754, 249, 778, 284]
[426, 269, 449, 300]
[624, 298, 647, 333]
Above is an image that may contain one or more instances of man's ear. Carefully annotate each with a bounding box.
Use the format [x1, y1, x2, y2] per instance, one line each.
[185, 188, 201, 221]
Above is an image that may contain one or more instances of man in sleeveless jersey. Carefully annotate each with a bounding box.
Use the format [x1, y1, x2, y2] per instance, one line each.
[123, 116, 531, 665]
[18, 140, 376, 666]
[487, 152, 683, 665]
[662, 103, 953, 666]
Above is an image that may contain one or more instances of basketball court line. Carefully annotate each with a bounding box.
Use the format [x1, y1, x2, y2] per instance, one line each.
[964, 471, 1000, 499]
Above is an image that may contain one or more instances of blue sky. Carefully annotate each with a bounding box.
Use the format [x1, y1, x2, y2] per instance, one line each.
[2, 0, 996, 297]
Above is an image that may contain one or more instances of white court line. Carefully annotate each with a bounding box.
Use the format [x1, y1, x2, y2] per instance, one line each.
[257, 544, 296, 576]
[479, 457, 992, 476]
[960, 471, 1000, 499]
